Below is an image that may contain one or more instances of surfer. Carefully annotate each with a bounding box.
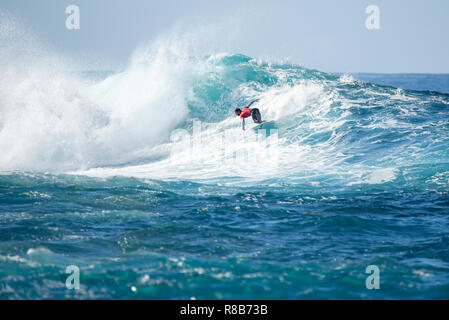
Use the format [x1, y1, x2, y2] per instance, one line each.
[235, 99, 263, 130]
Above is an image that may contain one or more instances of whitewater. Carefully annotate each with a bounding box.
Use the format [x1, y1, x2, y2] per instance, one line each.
[1, 14, 449, 299]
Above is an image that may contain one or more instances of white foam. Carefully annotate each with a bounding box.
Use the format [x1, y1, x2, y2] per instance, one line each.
[0, 15, 197, 171]
[348, 168, 398, 185]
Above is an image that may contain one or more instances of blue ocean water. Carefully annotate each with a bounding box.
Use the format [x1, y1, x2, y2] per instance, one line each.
[1, 53, 449, 299]
[348, 73, 449, 94]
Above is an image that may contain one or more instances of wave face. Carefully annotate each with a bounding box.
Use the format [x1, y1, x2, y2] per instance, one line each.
[2, 15, 449, 299]
[83, 53, 449, 189]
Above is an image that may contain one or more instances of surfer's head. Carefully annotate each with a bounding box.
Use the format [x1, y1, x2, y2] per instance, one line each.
[234, 108, 242, 116]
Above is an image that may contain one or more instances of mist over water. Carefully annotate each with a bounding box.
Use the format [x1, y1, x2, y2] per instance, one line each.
[1, 12, 449, 299]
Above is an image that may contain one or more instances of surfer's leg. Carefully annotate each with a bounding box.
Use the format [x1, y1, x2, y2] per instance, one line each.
[251, 108, 262, 123]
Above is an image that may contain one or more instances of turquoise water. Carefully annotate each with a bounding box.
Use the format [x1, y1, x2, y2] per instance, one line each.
[1, 54, 449, 299]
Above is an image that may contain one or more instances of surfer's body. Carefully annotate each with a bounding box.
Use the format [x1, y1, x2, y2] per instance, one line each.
[234, 99, 263, 130]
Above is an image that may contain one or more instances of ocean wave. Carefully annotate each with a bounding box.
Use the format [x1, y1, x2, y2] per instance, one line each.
[1, 14, 449, 187]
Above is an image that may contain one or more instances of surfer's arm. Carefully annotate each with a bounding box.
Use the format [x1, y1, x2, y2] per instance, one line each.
[242, 117, 246, 130]
[246, 99, 260, 109]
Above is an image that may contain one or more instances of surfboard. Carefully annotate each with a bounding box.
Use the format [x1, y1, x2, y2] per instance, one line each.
[250, 121, 278, 137]
[252, 121, 277, 131]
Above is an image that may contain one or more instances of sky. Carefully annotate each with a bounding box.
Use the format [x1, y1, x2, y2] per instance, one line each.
[1, 0, 449, 73]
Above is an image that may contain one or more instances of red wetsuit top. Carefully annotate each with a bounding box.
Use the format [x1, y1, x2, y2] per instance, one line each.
[240, 107, 251, 119]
